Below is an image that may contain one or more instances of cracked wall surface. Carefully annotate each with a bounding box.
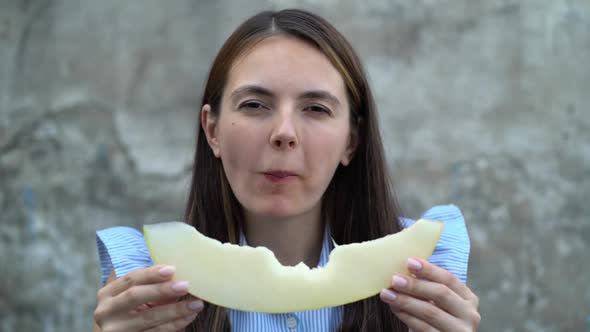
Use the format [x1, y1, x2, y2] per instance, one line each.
[1, 0, 589, 331]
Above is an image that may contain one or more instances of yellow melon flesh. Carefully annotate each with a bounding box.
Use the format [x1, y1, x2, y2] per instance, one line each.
[143, 219, 443, 313]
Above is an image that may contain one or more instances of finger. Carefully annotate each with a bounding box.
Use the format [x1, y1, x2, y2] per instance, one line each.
[390, 274, 469, 319]
[140, 311, 199, 332]
[100, 266, 177, 299]
[121, 299, 204, 331]
[407, 258, 475, 302]
[380, 289, 461, 332]
[394, 311, 440, 332]
[109, 280, 190, 313]
[146, 294, 199, 308]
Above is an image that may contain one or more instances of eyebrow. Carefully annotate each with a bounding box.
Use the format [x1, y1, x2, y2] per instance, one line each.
[229, 84, 342, 107]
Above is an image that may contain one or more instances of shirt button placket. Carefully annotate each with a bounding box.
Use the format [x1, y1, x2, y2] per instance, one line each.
[286, 314, 298, 330]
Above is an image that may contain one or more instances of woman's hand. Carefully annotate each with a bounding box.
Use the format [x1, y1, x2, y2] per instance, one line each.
[94, 265, 205, 332]
[379, 258, 480, 332]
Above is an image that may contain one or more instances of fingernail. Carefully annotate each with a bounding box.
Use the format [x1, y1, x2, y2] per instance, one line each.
[392, 275, 408, 288]
[184, 313, 198, 322]
[171, 281, 189, 293]
[188, 300, 204, 311]
[159, 266, 176, 277]
[407, 258, 422, 271]
[382, 289, 397, 302]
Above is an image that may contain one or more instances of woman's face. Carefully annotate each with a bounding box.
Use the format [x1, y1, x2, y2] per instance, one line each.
[202, 35, 356, 220]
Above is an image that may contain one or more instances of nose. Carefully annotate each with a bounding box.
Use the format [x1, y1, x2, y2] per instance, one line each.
[269, 112, 298, 150]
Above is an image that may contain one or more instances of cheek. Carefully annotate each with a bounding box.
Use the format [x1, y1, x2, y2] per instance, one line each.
[305, 125, 349, 165]
[302, 126, 350, 184]
[217, 120, 261, 174]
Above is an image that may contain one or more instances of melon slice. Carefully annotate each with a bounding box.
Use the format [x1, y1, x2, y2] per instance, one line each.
[143, 219, 443, 313]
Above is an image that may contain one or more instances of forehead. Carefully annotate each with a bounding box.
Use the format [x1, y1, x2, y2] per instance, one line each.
[225, 35, 347, 99]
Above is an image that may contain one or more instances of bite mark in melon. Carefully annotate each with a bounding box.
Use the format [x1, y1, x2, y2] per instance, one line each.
[143, 219, 443, 313]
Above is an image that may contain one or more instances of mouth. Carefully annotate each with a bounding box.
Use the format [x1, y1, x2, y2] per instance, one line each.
[262, 170, 299, 183]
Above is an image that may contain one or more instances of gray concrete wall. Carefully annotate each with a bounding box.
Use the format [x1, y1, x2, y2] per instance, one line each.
[0, 0, 588, 331]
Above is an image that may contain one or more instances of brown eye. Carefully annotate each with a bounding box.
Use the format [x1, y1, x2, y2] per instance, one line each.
[239, 101, 265, 110]
[304, 105, 330, 115]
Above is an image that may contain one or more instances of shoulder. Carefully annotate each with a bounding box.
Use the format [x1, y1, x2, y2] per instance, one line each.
[96, 226, 154, 285]
[400, 204, 470, 284]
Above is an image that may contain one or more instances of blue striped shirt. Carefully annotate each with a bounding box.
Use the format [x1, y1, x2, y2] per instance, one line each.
[96, 204, 470, 331]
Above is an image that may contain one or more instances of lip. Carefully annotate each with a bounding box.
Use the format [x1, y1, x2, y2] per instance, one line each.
[262, 170, 299, 183]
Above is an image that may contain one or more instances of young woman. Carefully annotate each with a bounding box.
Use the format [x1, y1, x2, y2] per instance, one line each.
[93, 9, 480, 332]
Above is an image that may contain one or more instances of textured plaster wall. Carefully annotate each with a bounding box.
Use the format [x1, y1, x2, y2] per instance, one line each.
[0, 0, 588, 331]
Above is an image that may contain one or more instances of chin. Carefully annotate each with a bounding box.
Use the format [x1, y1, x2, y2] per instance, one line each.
[252, 207, 300, 220]
[244, 199, 305, 220]
[239, 193, 321, 221]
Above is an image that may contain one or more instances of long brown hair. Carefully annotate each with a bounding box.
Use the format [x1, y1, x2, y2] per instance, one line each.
[184, 9, 407, 332]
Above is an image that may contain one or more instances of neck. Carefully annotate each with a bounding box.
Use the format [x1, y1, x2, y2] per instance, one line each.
[243, 207, 324, 267]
